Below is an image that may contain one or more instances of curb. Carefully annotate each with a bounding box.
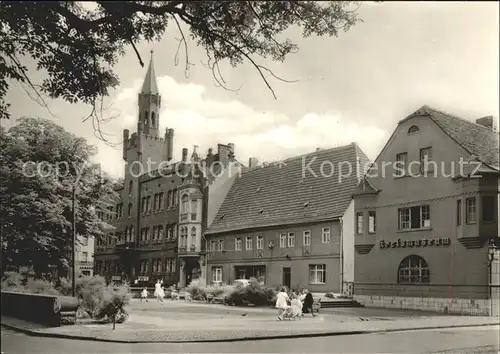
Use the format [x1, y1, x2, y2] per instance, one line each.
[2, 322, 498, 343]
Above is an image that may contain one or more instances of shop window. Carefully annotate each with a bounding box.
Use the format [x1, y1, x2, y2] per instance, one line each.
[397, 255, 429, 284]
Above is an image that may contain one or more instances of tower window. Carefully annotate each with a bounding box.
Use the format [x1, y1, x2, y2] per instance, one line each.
[144, 111, 149, 124]
[151, 112, 156, 127]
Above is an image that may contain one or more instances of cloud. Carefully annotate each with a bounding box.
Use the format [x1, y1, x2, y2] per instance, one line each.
[97, 75, 388, 178]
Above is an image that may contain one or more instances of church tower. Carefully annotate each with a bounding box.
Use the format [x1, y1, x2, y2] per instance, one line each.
[122, 50, 175, 171]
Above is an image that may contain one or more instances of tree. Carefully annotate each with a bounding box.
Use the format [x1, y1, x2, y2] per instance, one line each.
[0, 117, 117, 277]
[0, 1, 363, 123]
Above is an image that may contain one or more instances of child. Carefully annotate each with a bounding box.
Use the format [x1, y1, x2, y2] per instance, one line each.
[275, 287, 290, 321]
[290, 295, 303, 319]
[140, 287, 149, 302]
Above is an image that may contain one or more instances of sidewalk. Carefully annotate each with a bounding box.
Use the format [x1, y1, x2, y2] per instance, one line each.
[2, 312, 498, 343]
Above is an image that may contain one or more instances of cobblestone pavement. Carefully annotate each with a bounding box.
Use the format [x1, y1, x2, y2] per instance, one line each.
[2, 325, 499, 353]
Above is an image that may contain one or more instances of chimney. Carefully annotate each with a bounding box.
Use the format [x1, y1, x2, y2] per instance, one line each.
[207, 148, 213, 157]
[248, 157, 259, 170]
[316, 147, 321, 152]
[475, 116, 498, 131]
[167, 128, 174, 161]
[182, 148, 188, 162]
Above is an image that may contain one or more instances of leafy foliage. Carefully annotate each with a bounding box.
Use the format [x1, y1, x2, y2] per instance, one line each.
[95, 282, 132, 329]
[227, 278, 276, 306]
[0, 117, 117, 276]
[0, 1, 363, 121]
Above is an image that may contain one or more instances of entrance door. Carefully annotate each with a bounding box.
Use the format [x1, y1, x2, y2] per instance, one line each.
[282, 267, 291, 290]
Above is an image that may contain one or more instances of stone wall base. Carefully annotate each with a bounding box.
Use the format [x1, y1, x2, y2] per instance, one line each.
[354, 295, 500, 316]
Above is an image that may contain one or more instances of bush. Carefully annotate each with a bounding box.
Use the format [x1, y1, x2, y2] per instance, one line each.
[1, 271, 25, 291]
[325, 292, 335, 299]
[75, 275, 107, 317]
[228, 279, 276, 307]
[24, 278, 60, 295]
[186, 279, 206, 300]
[95, 283, 132, 329]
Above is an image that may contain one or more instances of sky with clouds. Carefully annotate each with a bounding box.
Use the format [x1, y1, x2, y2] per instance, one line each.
[3, 1, 499, 179]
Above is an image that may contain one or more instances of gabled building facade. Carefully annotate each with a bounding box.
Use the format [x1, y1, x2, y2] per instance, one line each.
[205, 143, 370, 294]
[353, 105, 500, 315]
[93, 53, 241, 287]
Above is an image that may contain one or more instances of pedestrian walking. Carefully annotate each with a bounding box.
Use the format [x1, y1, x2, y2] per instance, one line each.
[140, 287, 149, 302]
[302, 289, 315, 317]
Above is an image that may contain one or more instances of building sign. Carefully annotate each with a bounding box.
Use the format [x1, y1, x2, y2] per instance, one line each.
[379, 238, 451, 249]
[111, 276, 121, 281]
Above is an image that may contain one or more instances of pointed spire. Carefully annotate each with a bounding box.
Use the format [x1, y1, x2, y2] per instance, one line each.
[140, 49, 159, 95]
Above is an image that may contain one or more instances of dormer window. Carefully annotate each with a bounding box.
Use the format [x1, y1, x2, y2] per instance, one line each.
[408, 125, 420, 134]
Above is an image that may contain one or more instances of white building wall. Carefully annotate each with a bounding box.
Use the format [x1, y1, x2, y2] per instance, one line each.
[341, 199, 355, 295]
[206, 161, 242, 228]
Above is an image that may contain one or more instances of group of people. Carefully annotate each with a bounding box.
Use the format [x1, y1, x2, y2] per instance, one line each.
[140, 280, 168, 302]
[275, 288, 316, 321]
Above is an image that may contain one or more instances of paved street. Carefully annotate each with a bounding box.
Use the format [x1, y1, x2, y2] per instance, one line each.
[2, 325, 499, 353]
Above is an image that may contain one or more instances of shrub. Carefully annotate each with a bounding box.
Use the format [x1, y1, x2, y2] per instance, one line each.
[95, 283, 132, 329]
[1, 271, 25, 291]
[186, 279, 206, 300]
[56, 277, 72, 296]
[228, 279, 276, 307]
[24, 278, 60, 295]
[325, 292, 335, 299]
[75, 275, 107, 317]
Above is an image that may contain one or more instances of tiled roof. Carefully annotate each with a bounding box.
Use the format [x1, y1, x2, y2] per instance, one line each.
[206, 143, 369, 234]
[404, 105, 499, 170]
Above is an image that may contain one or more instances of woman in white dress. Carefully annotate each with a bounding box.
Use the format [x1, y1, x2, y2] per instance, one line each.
[275, 287, 290, 321]
[154, 280, 162, 302]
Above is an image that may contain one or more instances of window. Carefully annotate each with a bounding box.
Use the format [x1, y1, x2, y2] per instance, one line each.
[181, 194, 189, 214]
[127, 203, 132, 217]
[141, 197, 146, 214]
[279, 233, 287, 248]
[408, 125, 420, 134]
[210, 240, 216, 252]
[218, 239, 224, 251]
[128, 180, 133, 194]
[191, 199, 198, 220]
[419, 147, 433, 173]
[397, 255, 429, 284]
[303, 231, 311, 246]
[356, 212, 364, 235]
[256, 236, 264, 250]
[152, 226, 157, 240]
[395, 152, 408, 177]
[482, 196, 496, 222]
[368, 211, 376, 233]
[212, 267, 222, 283]
[158, 225, 164, 239]
[167, 226, 173, 240]
[309, 264, 326, 284]
[151, 112, 156, 127]
[235, 238, 242, 251]
[171, 258, 176, 273]
[245, 236, 253, 250]
[158, 192, 164, 210]
[165, 258, 171, 273]
[173, 189, 178, 206]
[287, 232, 295, 247]
[146, 196, 151, 213]
[153, 194, 158, 211]
[466, 197, 476, 224]
[398, 205, 431, 230]
[129, 226, 134, 242]
[167, 191, 173, 208]
[457, 199, 462, 226]
[322, 227, 330, 243]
